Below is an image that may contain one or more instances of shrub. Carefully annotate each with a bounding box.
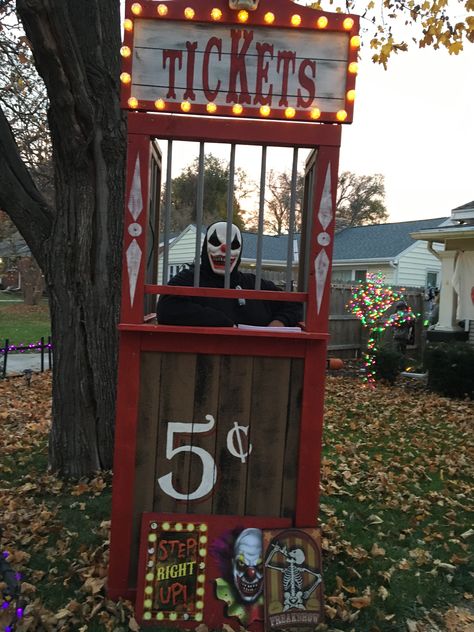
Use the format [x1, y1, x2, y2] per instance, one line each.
[373, 345, 404, 384]
[424, 342, 474, 399]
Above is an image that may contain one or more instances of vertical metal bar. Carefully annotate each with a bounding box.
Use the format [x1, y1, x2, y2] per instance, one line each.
[40, 336, 44, 372]
[286, 147, 298, 291]
[194, 142, 205, 287]
[2, 339, 8, 379]
[48, 335, 52, 370]
[304, 164, 315, 292]
[224, 144, 236, 289]
[255, 146, 267, 290]
[162, 140, 173, 283]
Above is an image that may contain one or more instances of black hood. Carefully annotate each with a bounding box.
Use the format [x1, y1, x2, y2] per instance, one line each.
[200, 222, 243, 285]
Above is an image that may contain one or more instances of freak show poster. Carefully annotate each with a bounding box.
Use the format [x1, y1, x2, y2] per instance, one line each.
[263, 528, 324, 630]
[135, 513, 291, 629]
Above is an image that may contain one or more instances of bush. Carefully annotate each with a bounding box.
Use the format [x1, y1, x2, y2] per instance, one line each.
[373, 345, 404, 384]
[424, 342, 474, 399]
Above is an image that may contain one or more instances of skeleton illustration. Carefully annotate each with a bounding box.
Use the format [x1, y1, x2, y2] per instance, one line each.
[265, 543, 322, 611]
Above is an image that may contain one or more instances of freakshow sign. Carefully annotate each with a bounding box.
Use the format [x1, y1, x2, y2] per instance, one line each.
[120, 0, 359, 123]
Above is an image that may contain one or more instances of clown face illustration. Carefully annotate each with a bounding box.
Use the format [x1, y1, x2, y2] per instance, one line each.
[232, 528, 264, 603]
[229, 0, 260, 10]
[206, 222, 242, 275]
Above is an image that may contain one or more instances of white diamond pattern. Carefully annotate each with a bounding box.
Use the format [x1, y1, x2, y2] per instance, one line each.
[318, 164, 333, 230]
[128, 155, 143, 221]
[126, 239, 142, 306]
[314, 248, 330, 314]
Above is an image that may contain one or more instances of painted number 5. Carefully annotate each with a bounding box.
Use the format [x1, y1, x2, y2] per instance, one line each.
[157, 414, 217, 501]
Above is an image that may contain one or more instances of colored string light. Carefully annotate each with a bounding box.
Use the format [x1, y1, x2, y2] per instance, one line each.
[0, 340, 52, 354]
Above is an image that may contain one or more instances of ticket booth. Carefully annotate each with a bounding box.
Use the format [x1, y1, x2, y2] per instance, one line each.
[109, 1, 359, 628]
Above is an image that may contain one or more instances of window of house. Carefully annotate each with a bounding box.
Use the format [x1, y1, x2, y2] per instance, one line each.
[426, 271, 438, 288]
[331, 269, 352, 283]
[354, 269, 367, 282]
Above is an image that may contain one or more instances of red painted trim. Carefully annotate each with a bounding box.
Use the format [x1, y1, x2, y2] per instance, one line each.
[108, 333, 142, 599]
[127, 112, 342, 147]
[295, 342, 328, 526]
[145, 283, 307, 303]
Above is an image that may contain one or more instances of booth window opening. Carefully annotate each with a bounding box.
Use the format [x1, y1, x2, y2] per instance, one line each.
[146, 139, 314, 307]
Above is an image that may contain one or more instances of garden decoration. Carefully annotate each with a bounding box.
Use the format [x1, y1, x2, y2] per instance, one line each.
[0, 540, 24, 632]
[346, 272, 418, 385]
[109, 0, 359, 628]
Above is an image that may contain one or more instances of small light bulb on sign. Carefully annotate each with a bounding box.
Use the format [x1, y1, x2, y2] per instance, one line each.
[317, 16, 328, 28]
[343, 17, 354, 29]
[336, 109, 348, 121]
[123, 19, 133, 31]
[238, 10, 249, 22]
[264, 12, 275, 24]
[291, 14, 302, 26]
[181, 101, 191, 112]
[206, 102, 217, 113]
[128, 97, 138, 109]
[120, 46, 131, 58]
[211, 8, 222, 20]
[120, 72, 131, 84]
[184, 7, 195, 19]
[157, 4, 168, 16]
[285, 107, 296, 118]
[232, 104, 243, 115]
[131, 3, 142, 15]
[260, 105, 271, 117]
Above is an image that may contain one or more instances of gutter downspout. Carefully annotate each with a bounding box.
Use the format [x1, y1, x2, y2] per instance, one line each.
[427, 240, 441, 260]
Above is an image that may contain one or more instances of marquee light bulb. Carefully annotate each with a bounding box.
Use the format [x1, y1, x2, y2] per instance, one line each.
[336, 109, 348, 121]
[195, 613, 203, 622]
[310, 107, 321, 119]
[211, 8, 222, 20]
[120, 72, 131, 84]
[351, 35, 361, 47]
[131, 3, 142, 15]
[343, 17, 354, 29]
[128, 97, 138, 109]
[123, 19, 133, 31]
[143, 613, 152, 621]
[155, 99, 165, 110]
[264, 12, 275, 24]
[317, 16, 328, 28]
[120, 46, 131, 58]
[181, 101, 191, 112]
[184, 7, 195, 19]
[347, 89, 356, 101]
[260, 105, 271, 117]
[206, 102, 217, 113]
[348, 61, 359, 73]
[156, 612, 164, 620]
[157, 4, 168, 16]
[169, 613, 178, 621]
[238, 10, 249, 22]
[291, 14, 302, 26]
[285, 107, 296, 118]
[232, 104, 243, 115]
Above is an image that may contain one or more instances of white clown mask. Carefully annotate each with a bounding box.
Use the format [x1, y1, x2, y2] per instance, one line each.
[232, 528, 264, 603]
[206, 222, 242, 276]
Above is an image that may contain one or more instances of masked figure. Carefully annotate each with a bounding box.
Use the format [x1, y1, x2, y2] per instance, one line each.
[157, 222, 302, 327]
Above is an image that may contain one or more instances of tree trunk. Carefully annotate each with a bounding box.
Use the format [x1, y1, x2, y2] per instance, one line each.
[18, 256, 45, 305]
[0, 0, 126, 477]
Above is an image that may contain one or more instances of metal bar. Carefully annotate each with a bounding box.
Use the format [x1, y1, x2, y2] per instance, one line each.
[255, 146, 267, 290]
[224, 144, 236, 289]
[146, 284, 307, 302]
[194, 142, 205, 287]
[48, 336, 52, 370]
[162, 140, 173, 283]
[1, 338, 7, 379]
[286, 147, 299, 291]
[40, 336, 44, 373]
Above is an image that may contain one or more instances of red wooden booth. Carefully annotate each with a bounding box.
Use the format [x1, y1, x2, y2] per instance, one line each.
[109, 0, 359, 628]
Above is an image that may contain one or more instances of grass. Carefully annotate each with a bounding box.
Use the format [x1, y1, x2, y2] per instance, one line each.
[0, 373, 472, 631]
[0, 298, 51, 346]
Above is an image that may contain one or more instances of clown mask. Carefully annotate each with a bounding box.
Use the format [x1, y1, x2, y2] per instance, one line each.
[206, 222, 242, 275]
[232, 528, 264, 603]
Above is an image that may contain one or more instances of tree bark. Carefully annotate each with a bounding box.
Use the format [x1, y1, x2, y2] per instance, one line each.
[0, 0, 126, 476]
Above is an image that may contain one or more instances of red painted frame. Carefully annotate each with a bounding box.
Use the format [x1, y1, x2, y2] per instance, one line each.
[109, 0, 354, 602]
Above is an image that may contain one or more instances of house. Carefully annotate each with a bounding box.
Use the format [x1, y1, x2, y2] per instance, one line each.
[158, 218, 450, 289]
[331, 217, 451, 288]
[0, 232, 31, 290]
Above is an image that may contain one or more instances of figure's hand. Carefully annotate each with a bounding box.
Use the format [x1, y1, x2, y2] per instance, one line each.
[268, 320, 285, 327]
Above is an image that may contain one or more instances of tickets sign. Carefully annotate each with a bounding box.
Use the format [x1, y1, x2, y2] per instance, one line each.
[120, 0, 359, 123]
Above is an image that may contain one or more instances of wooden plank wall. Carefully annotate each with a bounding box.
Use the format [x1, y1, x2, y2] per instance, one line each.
[128, 351, 303, 585]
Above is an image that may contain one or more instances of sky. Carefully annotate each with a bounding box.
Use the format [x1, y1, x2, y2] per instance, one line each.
[339, 44, 474, 222]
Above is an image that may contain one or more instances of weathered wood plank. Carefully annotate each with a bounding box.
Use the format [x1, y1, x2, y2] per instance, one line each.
[281, 358, 304, 518]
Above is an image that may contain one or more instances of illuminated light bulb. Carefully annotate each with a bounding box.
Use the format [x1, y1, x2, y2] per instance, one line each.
[175, 522, 183, 531]
[206, 102, 217, 113]
[343, 17, 354, 29]
[337, 109, 348, 121]
[128, 97, 138, 109]
[145, 586, 153, 595]
[184, 7, 195, 19]
[348, 61, 359, 74]
[199, 547, 207, 557]
[211, 8, 222, 20]
[196, 601, 204, 610]
[264, 12, 275, 24]
[310, 107, 321, 119]
[120, 72, 131, 84]
[120, 46, 131, 58]
[232, 104, 243, 115]
[199, 535, 208, 544]
[196, 587, 205, 596]
[146, 572, 154, 581]
[346, 89, 356, 101]
[195, 613, 203, 622]
[155, 98, 165, 110]
[143, 612, 152, 621]
[156, 612, 164, 620]
[350, 35, 361, 47]
[291, 14, 302, 26]
[238, 10, 249, 22]
[169, 613, 178, 621]
[144, 599, 153, 608]
[157, 4, 168, 16]
[148, 533, 157, 542]
[317, 16, 328, 28]
[285, 107, 296, 118]
[199, 524, 208, 531]
[197, 574, 205, 582]
[181, 101, 191, 112]
[131, 3, 142, 15]
[259, 105, 271, 117]
[187, 523, 195, 531]
[162, 522, 170, 530]
[123, 19, 133, 32]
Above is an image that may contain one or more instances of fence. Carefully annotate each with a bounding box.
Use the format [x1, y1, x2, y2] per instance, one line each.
[328, 284, 426, 358]
[1, 337, 52, 379]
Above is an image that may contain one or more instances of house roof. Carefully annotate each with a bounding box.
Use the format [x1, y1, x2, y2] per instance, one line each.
[241, 231, 299, 262]
[333, 217, 449, 262]
[452, 200, 474, 211]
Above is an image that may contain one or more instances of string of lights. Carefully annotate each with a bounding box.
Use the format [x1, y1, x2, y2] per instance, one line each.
[1, 545, 24, 631]
[0, 340, 52, 355]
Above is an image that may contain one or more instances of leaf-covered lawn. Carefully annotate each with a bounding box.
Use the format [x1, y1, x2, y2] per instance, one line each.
[0, 373, 472, 631]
